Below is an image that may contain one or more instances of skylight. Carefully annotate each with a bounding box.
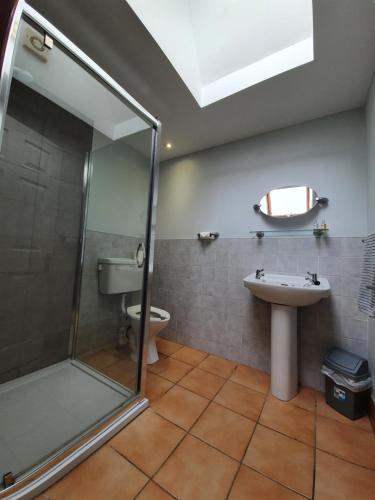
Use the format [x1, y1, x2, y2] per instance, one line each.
[126, 0, 314, 107]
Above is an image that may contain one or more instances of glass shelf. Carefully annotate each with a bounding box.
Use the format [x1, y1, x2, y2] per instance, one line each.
[249, 228, 329, 238]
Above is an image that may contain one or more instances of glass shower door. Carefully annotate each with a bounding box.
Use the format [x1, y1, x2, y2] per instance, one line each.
[0, 9, 158, 487]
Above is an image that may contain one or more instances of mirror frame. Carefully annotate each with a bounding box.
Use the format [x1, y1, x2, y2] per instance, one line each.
[253, 185, 328, 218]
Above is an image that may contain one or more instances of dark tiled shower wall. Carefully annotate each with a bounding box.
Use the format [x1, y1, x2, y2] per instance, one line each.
[0, 81, 92, 383]
[76, 230, 143, 356]
[152, 237, 368, 390]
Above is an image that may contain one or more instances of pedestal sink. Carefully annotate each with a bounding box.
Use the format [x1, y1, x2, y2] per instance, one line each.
[243, 273, 330, 401]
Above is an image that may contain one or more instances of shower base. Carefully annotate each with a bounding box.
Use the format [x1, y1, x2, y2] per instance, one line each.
[0, 360, 131, 485]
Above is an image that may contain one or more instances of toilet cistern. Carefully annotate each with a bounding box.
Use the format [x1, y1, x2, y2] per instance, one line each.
[244, 271, 330, 401]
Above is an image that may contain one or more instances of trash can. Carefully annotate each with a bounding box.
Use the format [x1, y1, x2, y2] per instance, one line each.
[321, 348, 372, 420]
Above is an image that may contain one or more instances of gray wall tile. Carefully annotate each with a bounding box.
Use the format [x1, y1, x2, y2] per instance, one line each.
[154, 236, 368, 390]
[0, 80, 92, 380]
[76, 230, 143, 356]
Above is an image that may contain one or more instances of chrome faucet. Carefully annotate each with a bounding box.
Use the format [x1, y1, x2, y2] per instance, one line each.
[305, 272, 320, 286]
[256, 268, 265, 279]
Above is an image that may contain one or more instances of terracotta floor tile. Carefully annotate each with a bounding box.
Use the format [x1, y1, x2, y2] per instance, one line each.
[81, 349, 119, 370]
[110, 409, 185, 476]
[260, 397, 314, 446]
[107, 346, 132, 360]
[43, 445, 147, 500]
[316, 415, 375, 469]
[230, 364, 270, 394]
[243, 424, 314, 497]
[101, 359, 137, 389]
[214, 380, 266, 421]
[178, 367, 226, 399]
[228, 465, 303, 500]
[146, 372, 174, 403]
[148, 357, 192, 382]
[316, 391, 373, 432]
[191, 402, 255, 460]
[115, 373, 137, 391]
[153, 385, 209, 430]
[156, 338, 183, 355]
[198, 354, 237, 378]
[154, 434, 238, 500]
[101, 359, 136, 379]
[171, 346, 208, 366]
[288, 386, 316, 412]
[315, 450, 375, 500]
[137, 481, 174, 500]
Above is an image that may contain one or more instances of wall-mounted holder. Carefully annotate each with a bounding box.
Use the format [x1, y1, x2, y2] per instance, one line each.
[250, 229, 329, 239]
[197, 232, 220, 240]
[312, 227, 328, 238]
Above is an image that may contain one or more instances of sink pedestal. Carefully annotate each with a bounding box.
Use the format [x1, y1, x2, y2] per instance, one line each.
[271, 304, 298, 401]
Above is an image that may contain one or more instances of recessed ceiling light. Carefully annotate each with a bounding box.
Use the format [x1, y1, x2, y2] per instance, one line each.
[166, 142, 172, 149]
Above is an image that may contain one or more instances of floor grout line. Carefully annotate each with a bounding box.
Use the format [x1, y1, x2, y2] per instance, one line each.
[240, 463, 311, 499]
[257, 421, 315, 448]
[316, 411, 374, 434]
[134, 474, 178, 499]
[109, 445, 153, 480]
[314, 448, 375, 472]
[312, 398, 317, 500]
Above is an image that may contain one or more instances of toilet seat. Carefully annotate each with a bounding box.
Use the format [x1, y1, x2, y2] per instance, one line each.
[127, 305, 170, 322]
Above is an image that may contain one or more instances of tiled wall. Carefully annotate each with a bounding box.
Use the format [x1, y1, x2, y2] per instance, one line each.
[0, 81, 92, 383]
[76, 230, 143, 356]
[152, 236, 367, 390]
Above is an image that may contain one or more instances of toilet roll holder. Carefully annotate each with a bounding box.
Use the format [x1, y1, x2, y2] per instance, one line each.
[197, 232, 220, 240]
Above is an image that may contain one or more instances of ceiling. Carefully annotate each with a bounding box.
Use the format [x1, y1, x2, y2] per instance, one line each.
[126, 0, 313, 107]
[29, 0, 375, 161]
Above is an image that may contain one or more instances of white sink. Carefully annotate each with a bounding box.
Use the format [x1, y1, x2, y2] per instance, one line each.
[243, 273, 330, 307]
[243, 272, 330, 402]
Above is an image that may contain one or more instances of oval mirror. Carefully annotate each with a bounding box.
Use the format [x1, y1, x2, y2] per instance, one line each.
[257, 186, 319, 218]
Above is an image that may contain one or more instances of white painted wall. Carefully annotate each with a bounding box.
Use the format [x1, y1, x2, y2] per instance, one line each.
[87, 139, 149, 237]
[366, 73, 375, 398]
[367, 76, 375, 235]
[157, 109, 367, 239]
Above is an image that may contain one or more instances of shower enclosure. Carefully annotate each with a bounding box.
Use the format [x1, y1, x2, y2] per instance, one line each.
[0, 1, 160, 496]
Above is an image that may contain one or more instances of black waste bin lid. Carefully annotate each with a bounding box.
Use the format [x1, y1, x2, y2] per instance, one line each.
[324, 348, 369, 381]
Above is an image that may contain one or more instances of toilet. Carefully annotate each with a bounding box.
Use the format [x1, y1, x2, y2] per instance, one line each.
[97, 257, 170, 364]
[127, 305, 170, 363]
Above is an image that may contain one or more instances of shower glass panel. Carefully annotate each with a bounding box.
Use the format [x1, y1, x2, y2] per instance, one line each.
[0, 12, 155, 487]
[76, 128, 153, 394]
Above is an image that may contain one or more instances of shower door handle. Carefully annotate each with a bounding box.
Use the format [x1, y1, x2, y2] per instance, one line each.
[136, 243, 145, 268]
